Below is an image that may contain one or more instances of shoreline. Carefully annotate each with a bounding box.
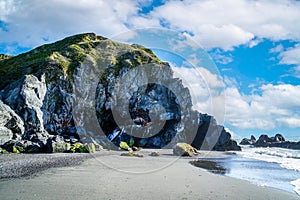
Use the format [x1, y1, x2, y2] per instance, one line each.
[1, 149, 299, 200]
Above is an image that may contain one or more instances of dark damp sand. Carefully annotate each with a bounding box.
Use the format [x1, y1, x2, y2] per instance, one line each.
[0, 149, 299, 200]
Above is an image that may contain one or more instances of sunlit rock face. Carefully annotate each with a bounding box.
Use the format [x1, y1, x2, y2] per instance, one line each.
[0, 33, 240, 152]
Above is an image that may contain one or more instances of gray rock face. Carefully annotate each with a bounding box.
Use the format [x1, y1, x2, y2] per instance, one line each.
[0, 33, 241, 152]
[0, 127, 13, 145]
[1, 74, 48, 142]
[0, 100, 24, 143]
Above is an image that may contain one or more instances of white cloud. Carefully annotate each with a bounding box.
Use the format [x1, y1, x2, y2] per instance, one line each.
[2, 0, 300, 52]
[209, 49, 233, 65]
[143, 0, 300, 50]
[279, 44, 300, 65]
[270, 44, 284, 53]
[224, 83, 300, 130]
[248, 38, 263, 48]
[0, 0, 15, 21]
[0, 0, 139, 50]
[278, 44, 300, 77]
[171, 66, 300, 130]
[171, 65, 225, 119]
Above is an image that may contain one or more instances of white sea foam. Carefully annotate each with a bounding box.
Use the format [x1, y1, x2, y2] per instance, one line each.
[240, 147, 300, 171]
[239, 147, 300, 195]
[291, 179, 300, 196]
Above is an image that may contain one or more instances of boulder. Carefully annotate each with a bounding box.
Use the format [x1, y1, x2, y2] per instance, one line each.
[240, 135, 257, 145]
[173, 143, 198, 157]
[0, 100, 24, 143]
[255, 134, 273, 147]
[250, 134, 299, 150]
[275, 134, 285, 142]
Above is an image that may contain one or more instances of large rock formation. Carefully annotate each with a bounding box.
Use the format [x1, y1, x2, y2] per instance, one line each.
[240, 134, 300, 150]
[0, 33, 240, 152]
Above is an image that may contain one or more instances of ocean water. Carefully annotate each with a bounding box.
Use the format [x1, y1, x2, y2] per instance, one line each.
[207, 146, 300, 196]
[238, 147, 300, 196]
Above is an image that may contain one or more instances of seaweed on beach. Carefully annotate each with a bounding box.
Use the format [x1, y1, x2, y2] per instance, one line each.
[190, 160, 227, 175]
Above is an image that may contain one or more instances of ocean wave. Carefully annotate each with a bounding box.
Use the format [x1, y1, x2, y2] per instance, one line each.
[239, 146, 300, 196]
[239, 147, 300, 172]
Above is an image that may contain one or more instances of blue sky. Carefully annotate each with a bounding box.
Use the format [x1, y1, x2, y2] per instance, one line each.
[1, 0, 300, 140]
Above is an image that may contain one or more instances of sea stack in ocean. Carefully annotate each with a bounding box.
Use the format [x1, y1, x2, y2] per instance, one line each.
[0, 33, 241, 153]
[240, 134, 300, 150]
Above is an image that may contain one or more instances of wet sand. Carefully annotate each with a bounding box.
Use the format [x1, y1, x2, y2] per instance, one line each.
[0, 149, 299, 200]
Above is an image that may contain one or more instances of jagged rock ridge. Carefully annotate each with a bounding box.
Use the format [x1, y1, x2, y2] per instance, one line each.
[0, 33, 241, 152]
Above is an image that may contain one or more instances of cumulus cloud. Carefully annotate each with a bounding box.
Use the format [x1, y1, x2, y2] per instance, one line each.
[224, 84, 300, 130]
[144, 0, 300, 50]
[2, 0, 300, 52]
[278, 44, 300, 77]
[279, 44, 300, 65]
[0, 0, 139, 51]
[171, 65, 300, 130]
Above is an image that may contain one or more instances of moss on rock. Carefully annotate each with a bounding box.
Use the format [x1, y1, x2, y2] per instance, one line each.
[70, 143, 88, 153]
[120, 141, 131, 150]
[52, 142, 71, 153]
[12, 146, 20, 153]
[1, 149, 9, 154]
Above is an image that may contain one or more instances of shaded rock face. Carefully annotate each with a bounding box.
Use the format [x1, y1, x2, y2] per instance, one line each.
[0, 33, 241, 152]
[190, 114, 241, 151]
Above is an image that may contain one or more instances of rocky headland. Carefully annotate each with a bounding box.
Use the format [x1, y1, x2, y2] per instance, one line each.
[0, 33, 240, 154]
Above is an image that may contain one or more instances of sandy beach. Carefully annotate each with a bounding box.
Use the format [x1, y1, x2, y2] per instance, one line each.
[0, 149, 299, 200]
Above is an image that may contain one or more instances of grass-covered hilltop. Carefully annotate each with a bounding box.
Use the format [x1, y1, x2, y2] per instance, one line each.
[0, 33, 241, 154]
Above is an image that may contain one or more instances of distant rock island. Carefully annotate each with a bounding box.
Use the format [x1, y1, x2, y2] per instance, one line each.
[0, 33, 241, 153]
[240, 134, 300, 149]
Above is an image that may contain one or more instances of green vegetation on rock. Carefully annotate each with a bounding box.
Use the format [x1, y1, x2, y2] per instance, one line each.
[0, 32, 164, 91]
[0, 33, 106, 89]
[1, 149, 8, 154]
[52, 142, 71, 153]
[120, 141, 130, 150]
[12, 146, 20, 153]
[70, 143, 89, 153]
[70, 143, 95, 153]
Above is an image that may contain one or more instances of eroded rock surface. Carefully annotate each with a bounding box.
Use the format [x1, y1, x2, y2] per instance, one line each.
[0, 33, 240, 152]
